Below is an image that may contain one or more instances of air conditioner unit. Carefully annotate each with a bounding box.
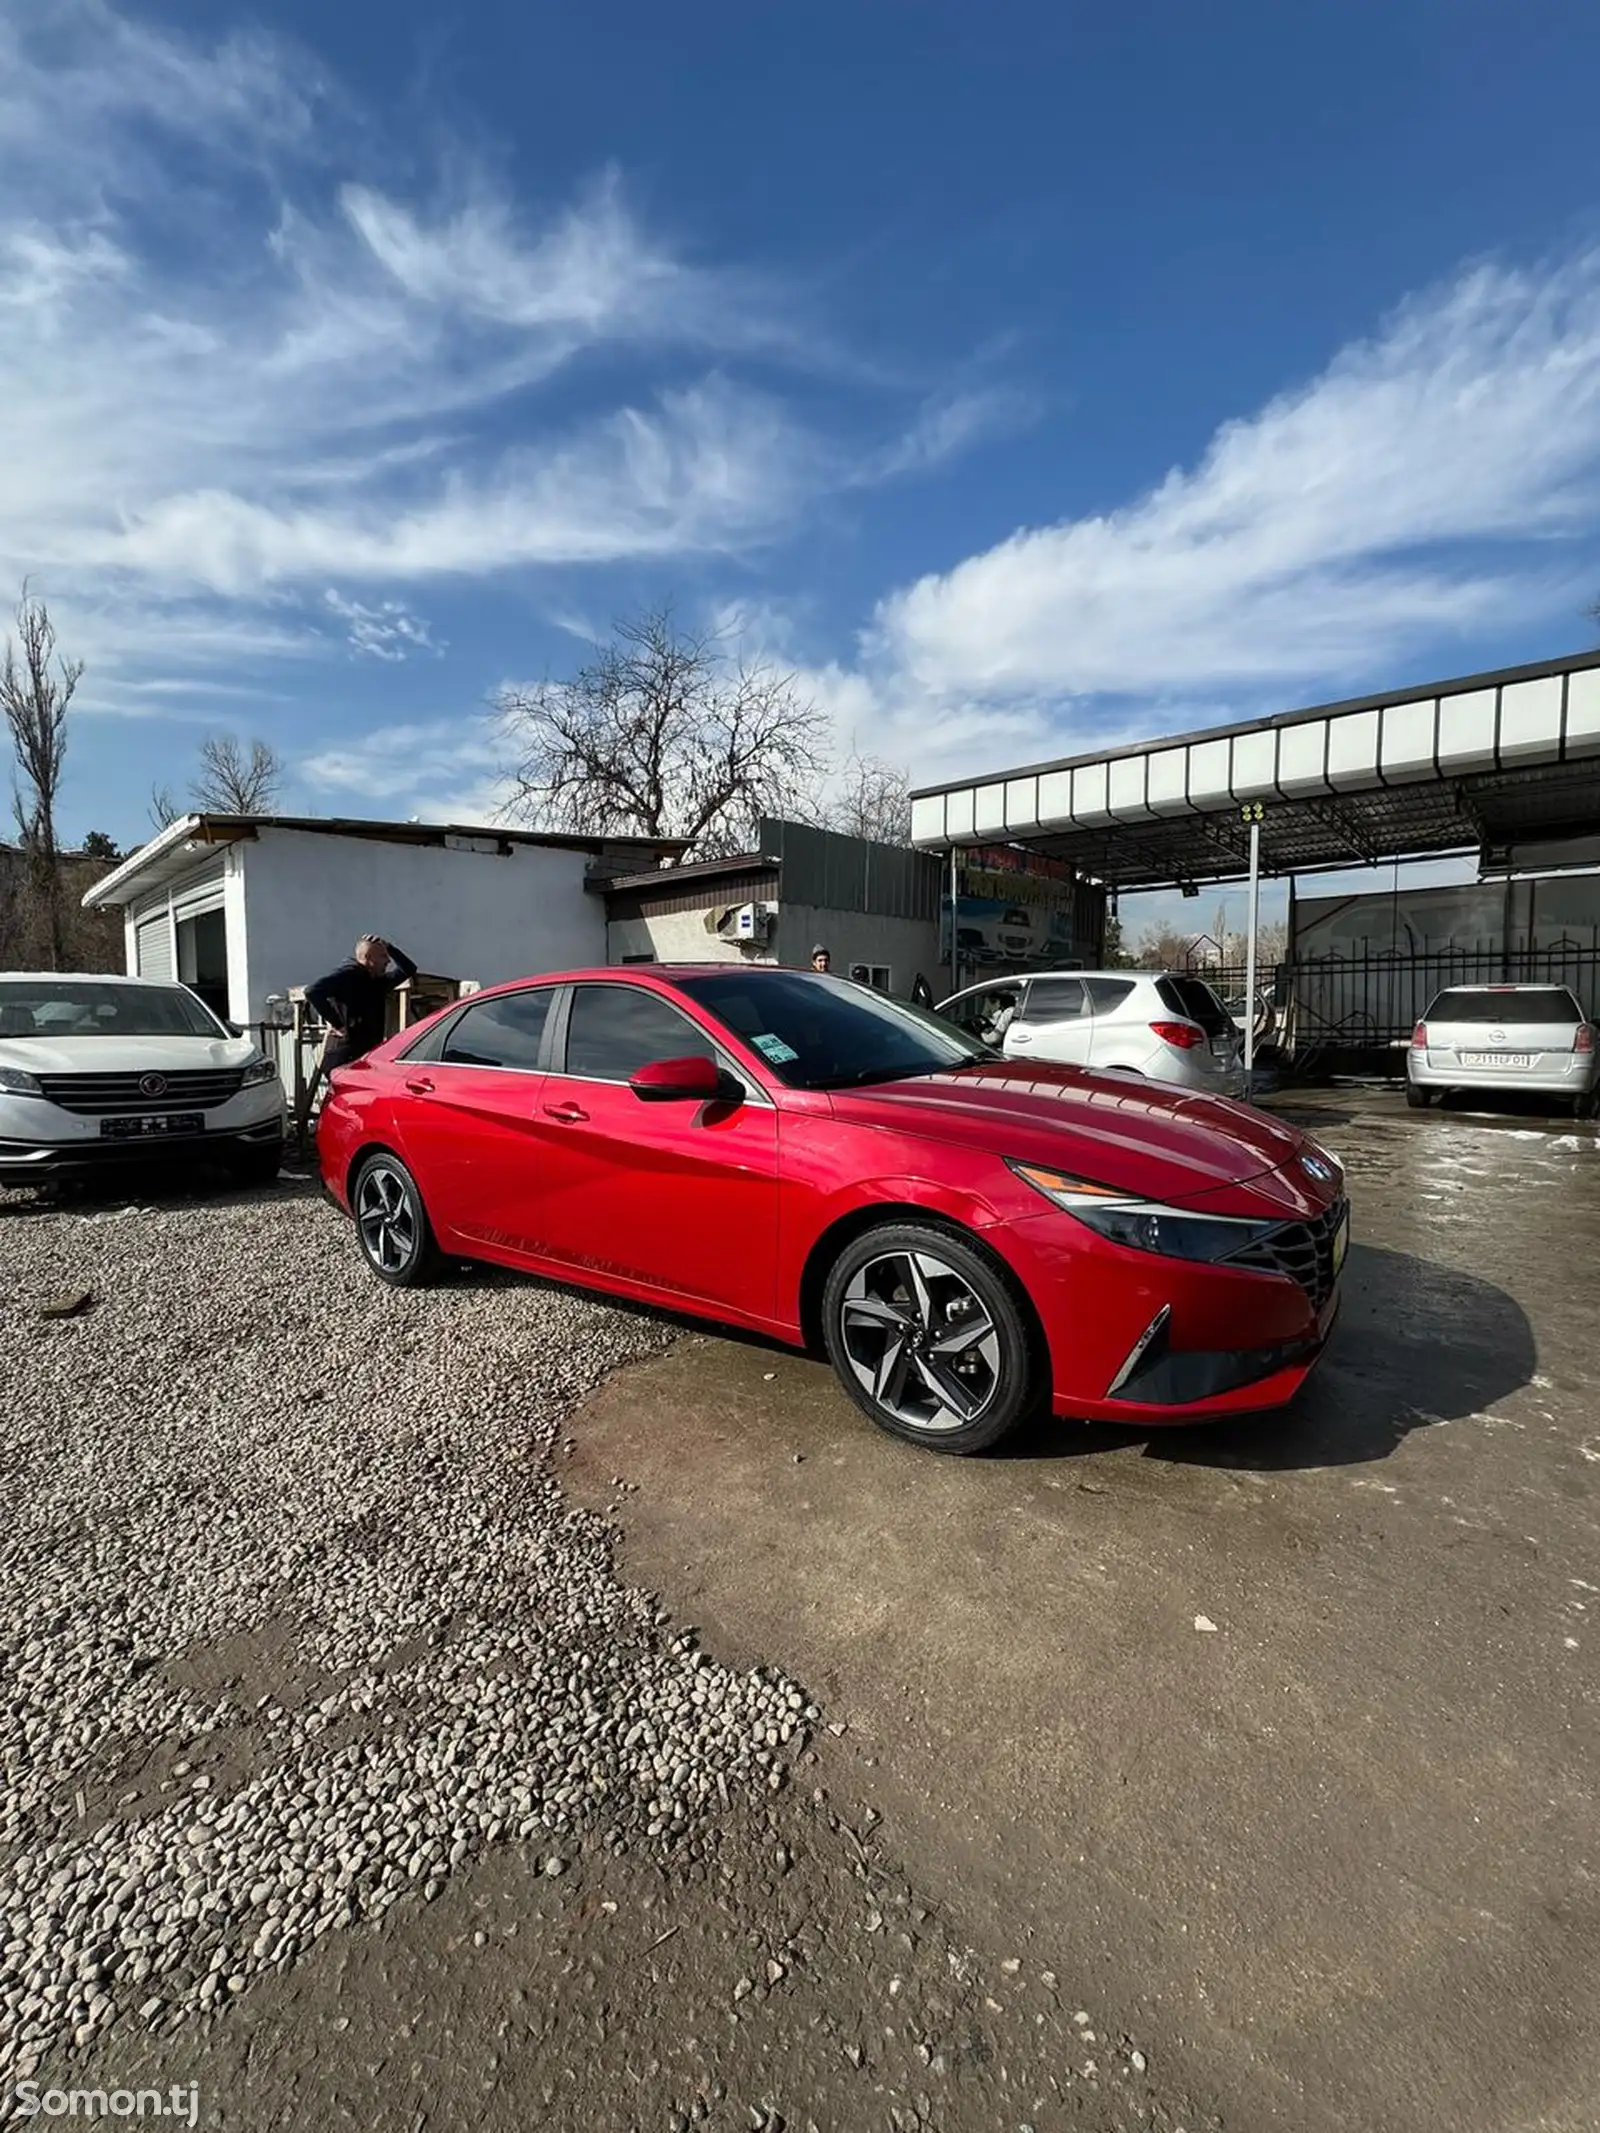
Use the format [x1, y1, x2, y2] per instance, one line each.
[718, 902, 771, 943]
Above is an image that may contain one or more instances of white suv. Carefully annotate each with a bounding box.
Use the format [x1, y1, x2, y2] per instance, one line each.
[0, 973, 286, 1184]
[937, 969, 1246, 1096]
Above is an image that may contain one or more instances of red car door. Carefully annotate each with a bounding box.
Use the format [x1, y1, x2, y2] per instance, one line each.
[526, 980, 781, 1326]
[389, 986, 554, 1251]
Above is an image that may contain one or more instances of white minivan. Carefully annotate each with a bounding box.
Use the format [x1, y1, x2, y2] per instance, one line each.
[0, 972, 286, 1182]
[937, 969, 1247, 1097]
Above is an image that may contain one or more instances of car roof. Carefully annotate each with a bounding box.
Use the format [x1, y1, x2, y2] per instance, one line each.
[1428, 982, 1578, 993]
[0, 970, 186, 986]
[444, 963, 829, 1002]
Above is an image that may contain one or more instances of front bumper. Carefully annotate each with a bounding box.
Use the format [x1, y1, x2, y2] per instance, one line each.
[0, 1090, 286, 1172]
[999, 1196, 1345, 1425]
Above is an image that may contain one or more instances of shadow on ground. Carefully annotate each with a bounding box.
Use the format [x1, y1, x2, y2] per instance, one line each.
[1001, 1240, 1536, 1473]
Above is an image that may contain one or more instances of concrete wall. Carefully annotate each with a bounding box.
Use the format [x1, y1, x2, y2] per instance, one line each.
[237, 828, 607, 1023]
[773, 904, 944, 996]
[606, 909, 766, 965]
[606, 897, 943, 997]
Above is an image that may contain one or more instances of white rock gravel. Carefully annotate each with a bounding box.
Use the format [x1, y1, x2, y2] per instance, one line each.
[0, 1182, 812, 2085]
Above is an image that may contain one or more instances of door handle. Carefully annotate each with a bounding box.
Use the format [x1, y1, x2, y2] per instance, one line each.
[544, 1101, 589, 1123]
[405, 1076, 435, 1093]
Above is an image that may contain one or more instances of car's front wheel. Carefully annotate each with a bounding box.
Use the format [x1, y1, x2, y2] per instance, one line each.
[351, 1151, 443, 1287]
[821, 1223, 1042, 1454]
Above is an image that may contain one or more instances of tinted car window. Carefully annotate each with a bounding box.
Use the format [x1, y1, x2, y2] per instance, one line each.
[565, 986, 705, 1081]
[436, 990, 553, 1070]
[1156, 976, 1232, 1035]
[0, 980, 221, 1038]
[1084, 977, 1136, 1015]
[677, 970, 992, 1090]
[1023, 977, 1087, 1021]
[1426, 988, 1582, 1024]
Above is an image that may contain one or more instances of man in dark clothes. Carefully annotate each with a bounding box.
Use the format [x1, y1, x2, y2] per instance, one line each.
[305, 934, 417, 1071]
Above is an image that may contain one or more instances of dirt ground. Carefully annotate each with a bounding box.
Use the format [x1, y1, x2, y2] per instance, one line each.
[562, 1089, 1600, 2133]
[20, 1087, 1600, 2132]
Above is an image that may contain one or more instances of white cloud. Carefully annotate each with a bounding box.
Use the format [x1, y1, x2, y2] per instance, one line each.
[868, 387, 1036, 482]
[300, 716, 509, 823]
[323, 592, 442, 662]
[872, 250, 1600, 713]
[0, 2, 851, 719]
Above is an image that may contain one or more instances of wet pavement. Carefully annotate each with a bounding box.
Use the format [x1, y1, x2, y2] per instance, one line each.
[568, 1089, 1600, 2133]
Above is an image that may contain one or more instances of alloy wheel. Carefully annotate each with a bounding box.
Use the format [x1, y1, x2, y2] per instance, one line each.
[356, 1161, 417, 1276]
[838, 1248, 1004, 1433]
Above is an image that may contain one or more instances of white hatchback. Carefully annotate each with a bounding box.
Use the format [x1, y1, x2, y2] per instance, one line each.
[936, 969, 1247, 1096]
[0, 973, 286, 1183]
[1406, 983, 1599, 1118]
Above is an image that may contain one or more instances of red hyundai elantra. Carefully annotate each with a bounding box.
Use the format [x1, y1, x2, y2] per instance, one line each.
[318, 965, 1348, 1454]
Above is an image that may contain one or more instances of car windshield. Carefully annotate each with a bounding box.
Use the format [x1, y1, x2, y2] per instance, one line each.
[0, 979, 224, 1039]
[674, 970, 997, 1090]
[1426, 988, 1583, 1024]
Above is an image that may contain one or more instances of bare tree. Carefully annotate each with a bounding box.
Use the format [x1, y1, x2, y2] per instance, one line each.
[821, 753, 912, 845]
[149, 783, 179, 831]
[2, 587, 82, 969]
[191, 735, 283, 814]
[1135, 925, 1199, 971]
[499, 608, 832, 859]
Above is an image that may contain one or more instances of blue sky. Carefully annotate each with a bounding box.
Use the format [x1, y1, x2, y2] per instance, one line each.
[6, 0, 1600, 938]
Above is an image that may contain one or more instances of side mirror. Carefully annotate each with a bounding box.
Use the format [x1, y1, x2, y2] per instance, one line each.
[629, 1053, 726, 1103]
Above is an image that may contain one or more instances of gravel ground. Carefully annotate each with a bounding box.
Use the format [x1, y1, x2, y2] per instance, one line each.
[0, 1176, 1182, 2132]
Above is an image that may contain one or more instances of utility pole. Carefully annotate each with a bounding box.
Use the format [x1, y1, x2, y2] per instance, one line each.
[1242, 802, 1264, 1085]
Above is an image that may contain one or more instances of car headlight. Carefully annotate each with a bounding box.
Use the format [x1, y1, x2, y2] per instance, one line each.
[0, 1066, 44, 1098]
[1009, 1161, 1280, 1264]
[240, 1054, 278, 1086]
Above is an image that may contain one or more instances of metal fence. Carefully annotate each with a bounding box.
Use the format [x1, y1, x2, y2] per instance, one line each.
[1173, 939, 1600, 1065]
[1281, 939, 1600, 1060]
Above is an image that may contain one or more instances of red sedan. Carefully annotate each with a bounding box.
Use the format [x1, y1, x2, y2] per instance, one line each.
[318, 965, 1348, 1455]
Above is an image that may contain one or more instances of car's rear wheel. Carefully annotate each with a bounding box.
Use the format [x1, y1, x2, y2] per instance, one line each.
[352, 1151, 443, 1287]
[1405, 1082, 1433, 1109]
[1573, 1086, 1599, 1121]
[821, 1223, 1042, 1454]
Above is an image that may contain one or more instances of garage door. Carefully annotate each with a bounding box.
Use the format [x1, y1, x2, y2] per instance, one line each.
[134, 911, 173, 982]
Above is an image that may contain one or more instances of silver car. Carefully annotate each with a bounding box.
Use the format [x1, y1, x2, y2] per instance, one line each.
[1407, 984, 1599, 1118]
[937, 969, 1246, 1097]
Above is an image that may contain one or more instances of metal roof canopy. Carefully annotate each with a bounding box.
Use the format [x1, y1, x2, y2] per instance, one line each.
[909, 650, 1600, 891]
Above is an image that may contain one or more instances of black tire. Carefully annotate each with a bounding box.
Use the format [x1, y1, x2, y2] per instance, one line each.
[1405, 1081, 1433, 1109]
[1573, 1087, 1599, 1122]
[350, 1150, 444, 1288]
[821, 1221, 1043, 1455]
[227, 1141, 283, 1186]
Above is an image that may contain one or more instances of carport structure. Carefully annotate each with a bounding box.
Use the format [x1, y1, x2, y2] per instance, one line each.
[909, 649, 1600, 891]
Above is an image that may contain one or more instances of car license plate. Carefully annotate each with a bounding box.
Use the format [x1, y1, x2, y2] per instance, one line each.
[1459, 1051, 1533, 1068]
[99, 1113, 204, 1140]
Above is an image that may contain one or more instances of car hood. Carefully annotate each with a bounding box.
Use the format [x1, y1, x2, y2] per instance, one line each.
[0, 1034, 257, 1074]
[826, 1061, 1333, 1210]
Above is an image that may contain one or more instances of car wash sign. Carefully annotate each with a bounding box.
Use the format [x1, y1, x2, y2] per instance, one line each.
[941, 846, 1100, 976]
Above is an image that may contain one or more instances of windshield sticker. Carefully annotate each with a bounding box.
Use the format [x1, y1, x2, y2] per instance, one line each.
[751, 1032, 799, 1064]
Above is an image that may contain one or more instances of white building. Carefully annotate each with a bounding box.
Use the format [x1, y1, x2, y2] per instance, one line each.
[82, 814, 679, 1026]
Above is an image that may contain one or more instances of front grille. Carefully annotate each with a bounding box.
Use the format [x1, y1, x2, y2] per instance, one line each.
[1227, 1195, 1347, 1312]
[35, 1069, 247, 1116]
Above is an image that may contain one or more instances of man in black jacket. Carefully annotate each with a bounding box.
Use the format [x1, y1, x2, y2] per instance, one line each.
[305, 935, 418, 1070]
